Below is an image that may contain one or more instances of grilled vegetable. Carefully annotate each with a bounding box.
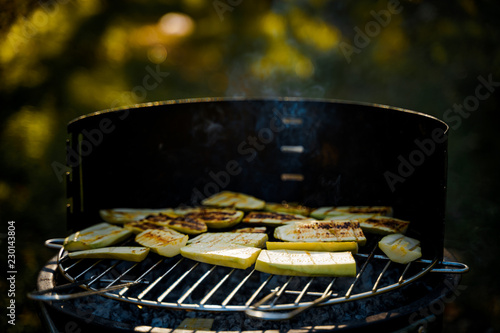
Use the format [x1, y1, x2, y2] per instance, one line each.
[123, 220, 174, 234]
[99, 208, 175, 224]
[264, 202, 311, 216]
[230, 226, 267, 233]
[135, 229, 188, 257]
[329, 214, 410, 235]
[142, 213, 207, 235]
[201, 191, 265, 210]
[183, 209, 244, 229]
[274, 220, 366, 245]
[266, 241, 358, 254]
[180, 243, 262, 269]
[187, 232, 268, 248]
[255, 250, 356, 277]
[310, 206, 393, 220]
[68, 247, 150, 262]
[360, 216, 409, 235]
[243, 211, 313, 226]
[378, 233, 422, 264]
[63, 223, 133, 251]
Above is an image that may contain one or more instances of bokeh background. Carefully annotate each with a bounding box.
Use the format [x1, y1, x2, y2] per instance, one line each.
[1, 0, 499, 332]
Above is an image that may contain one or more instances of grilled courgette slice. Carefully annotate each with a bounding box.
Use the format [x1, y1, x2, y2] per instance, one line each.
[266, 241, 358, 254]
[243, 211, 312, 226]
[201, 191, 265, 210]
[63, 223, 133, 251]
[135, 229, 188, 257]
[255, 250, 357, 277]
[99, 208, 175, 224]
[310, 206, 393, 220]
[68, 247, 150, 262]
[274, 220, 366, 245]
[378, 233, 422, 264]
[264, 202, 311, 216]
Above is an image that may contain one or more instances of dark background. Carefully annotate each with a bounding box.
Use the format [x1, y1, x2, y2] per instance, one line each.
[0, 0, 499, 332]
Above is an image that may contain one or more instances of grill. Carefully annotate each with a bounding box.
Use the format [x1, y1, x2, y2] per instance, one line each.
[33, 98, 468, 332]
[37, 237, 466, 315]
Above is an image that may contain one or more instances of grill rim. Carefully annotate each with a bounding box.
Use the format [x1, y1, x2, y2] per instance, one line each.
[45, 237, 467, 313]
[36, 249, 465, 332]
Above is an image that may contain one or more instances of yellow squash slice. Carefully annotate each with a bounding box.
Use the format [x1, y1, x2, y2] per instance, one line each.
[135, 229, 188, 257]
[68, 247, 150, 262]
[266, 241, 358, 254]
[63, 223, 133, 251]
[255, 250, 356, 277]
[201, 191, 265, 210]
[378, 233, 422, 264]
[274, 220, 366, 245]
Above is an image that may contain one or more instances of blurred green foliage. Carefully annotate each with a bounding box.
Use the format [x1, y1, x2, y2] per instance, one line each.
[1, 0, 500, 332]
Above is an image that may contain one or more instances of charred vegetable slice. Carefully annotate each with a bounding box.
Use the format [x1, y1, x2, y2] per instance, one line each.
[180, 243, 262, 269]
[201, 191, 265, 210]
[123, 220, 174, 234]
[187, 232, 268, 248]
[310, 206, 393, 220]
[378, 233, 422, 264]
[274, 220, 366, 245]
[68, 247, 150, 262]
[183, 209, 244, 229]
[255, 250, 356, 277]
[230, 226, 267, 233]
[99, 208, 175, 224]
[243, 211, 313, 226]
[141, 213, 207, 235]
[135, 229, 188, 257]
[63, 223, 133, 251]
[329, 214, 410, 235]
[266, 241, 358, 254]
[264, 202, 311, 216]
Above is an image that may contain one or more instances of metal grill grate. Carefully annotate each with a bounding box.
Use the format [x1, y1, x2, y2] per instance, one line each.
[49, 240, 468, 313]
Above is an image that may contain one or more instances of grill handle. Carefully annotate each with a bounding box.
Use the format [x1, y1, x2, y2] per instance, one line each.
[44, 238, 65, 249]
[430, 260, 469, 274]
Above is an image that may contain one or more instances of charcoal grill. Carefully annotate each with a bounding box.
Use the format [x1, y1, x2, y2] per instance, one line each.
[34, 98, 468, 332]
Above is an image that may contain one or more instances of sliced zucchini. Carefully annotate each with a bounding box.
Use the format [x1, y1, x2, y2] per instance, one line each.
[378, 233, 422, 264]
[310, 206, 392, 220]
[68, 247, 150, 262]
[180, 243, 262, 269]
[255, 250, 356, 277]
[242, 211, 312, 226]
[266, 241, 358, 254]
[183, 209, 244, 229]
[230, 226, 267, 233]
[64, 223, 133, 251]
[99, 208, 175, 224]
[187, 232, 268, 248]
[274, 220, 366, 245]
[123, 220, 174, 234]
[201, 191, 265, 210]
[264, 202, 311, 216]
[142, 213, 207, 235]
[135, 229, 188, 257]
